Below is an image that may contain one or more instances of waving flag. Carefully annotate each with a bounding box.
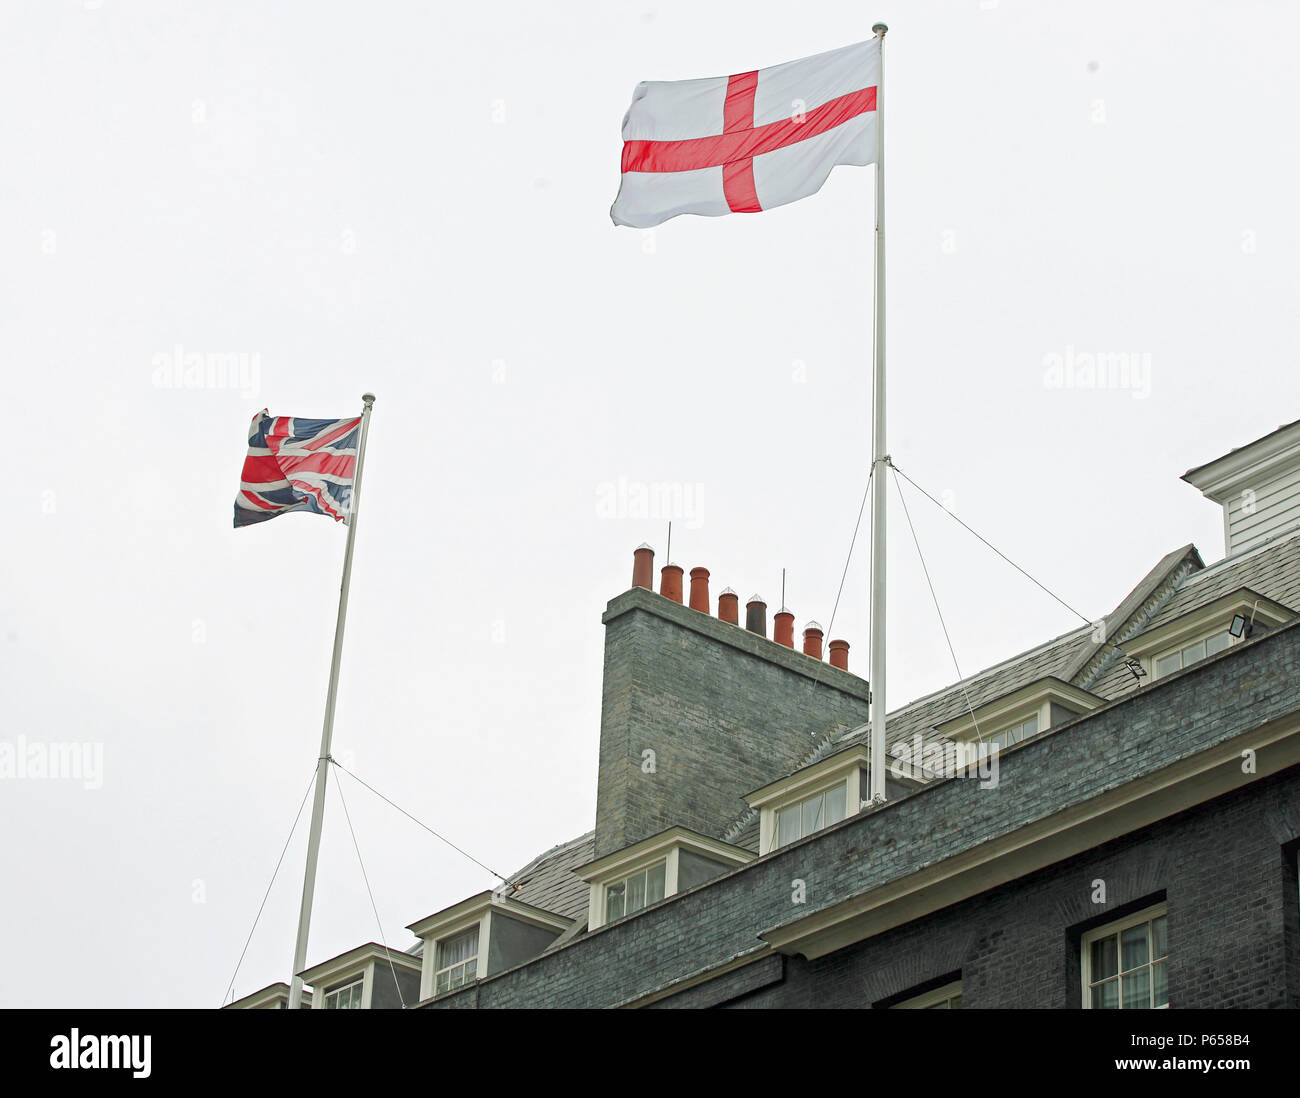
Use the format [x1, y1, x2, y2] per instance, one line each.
[234, 410, 361, 528]
[610, 37, 880, 228]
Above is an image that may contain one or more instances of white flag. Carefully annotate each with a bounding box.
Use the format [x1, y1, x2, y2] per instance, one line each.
[610, 38, 880, 229]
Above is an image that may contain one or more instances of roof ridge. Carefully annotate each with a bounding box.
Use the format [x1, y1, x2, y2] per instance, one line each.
[502, 830, 594, 886]
[1064, 544, 1203, 688]
[1183, 525, 1300, 575]
[877, 621, 1092, 718]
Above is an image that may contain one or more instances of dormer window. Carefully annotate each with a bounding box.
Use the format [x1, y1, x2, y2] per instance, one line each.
[1152, 629, 1232, 679]
[1121, 590, 1293, 683]
[323, 977, 364, 1010]
[747, 745, 892, 855]
[604, 860, 666, 922]
[579, 828, 752, 931]
[434, 927, 479, 994]
[987, 711, 1039, 750]
[776, 782, 847, 847]
[933, 678, 1104, 767]
[407, 892, 572, 1002]
[299, 942, 423, 1010]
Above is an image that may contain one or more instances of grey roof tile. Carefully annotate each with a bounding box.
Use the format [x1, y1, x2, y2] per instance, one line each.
[501, 831, 593, 923]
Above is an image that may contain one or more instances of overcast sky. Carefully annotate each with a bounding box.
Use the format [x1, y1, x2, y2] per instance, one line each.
[3, 0, 1297, 1008]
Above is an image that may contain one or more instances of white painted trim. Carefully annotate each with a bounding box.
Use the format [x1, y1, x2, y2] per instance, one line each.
[299, 941, 420, 1001]
[576, 826, 755, 883]
[746, 745, 869, 808]
[1080, 903, 1168, 1009]
[589, 856, 669, 931]
[893, 980, 962, 1009]
[314, 969, 367, 1011]
[760, 775, 855, 855]
[1122, 590, 1292, 670]
[1183, 420, 1300, 500]
[425, 919, 486, 1002]
[224, 982, 313, 1010]
[759, 708, 1300, 960]
[937, 678, 1103, 742]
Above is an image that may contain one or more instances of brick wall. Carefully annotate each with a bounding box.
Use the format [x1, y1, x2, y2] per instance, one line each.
[593, 586, 873, 857]
[730, 766, 1300, 1008]
[428, 620, 1300, 1009]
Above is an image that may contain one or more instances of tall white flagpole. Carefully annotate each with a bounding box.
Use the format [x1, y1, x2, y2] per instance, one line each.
[288, 392, 376, 1010]
[868, 24, 888, 804]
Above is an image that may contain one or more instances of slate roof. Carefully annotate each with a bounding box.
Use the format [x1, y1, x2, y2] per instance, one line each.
[501, 831, 593, 923]
[410, 528, 1300, 954]
[714, 528, 1300, 843]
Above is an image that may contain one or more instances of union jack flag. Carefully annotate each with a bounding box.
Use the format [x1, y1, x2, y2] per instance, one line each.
[234, 410, 361, 528]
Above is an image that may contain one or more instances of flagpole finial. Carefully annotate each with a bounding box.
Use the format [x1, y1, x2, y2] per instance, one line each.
[362, 392, 376, 407]
[873, 23, 888, 36]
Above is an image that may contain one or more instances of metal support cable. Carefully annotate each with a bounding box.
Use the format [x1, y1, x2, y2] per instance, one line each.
[804, 464, 874, 711]
[330, 759, 513, 886]
[891, 468, 985, 746]
[890, 463, 1140, 669]
[333, 773, 407, 1009]
[221, 768, 316, 1007]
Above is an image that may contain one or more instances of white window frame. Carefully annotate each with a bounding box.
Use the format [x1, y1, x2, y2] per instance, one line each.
[1120, 591, 1293, 682]
[749, 747, 870, 856]
[936, 678, 1104, 765]
[771, 780, 849, 851]
[433, 923, 484, 996]
[1150, 627, 1236, 680]
[893, 980, 963, 1009]
[579, 827, 753, 931]
[322, 975, 366, 1010]
[408, 892, 572, 1001]
[984, 710, 1041, 750]
[1080, 903, 1168, 1010]
[602, 859, 667, 924]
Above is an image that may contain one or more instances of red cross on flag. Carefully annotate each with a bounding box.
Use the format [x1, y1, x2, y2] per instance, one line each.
[610, 38, 880, 228]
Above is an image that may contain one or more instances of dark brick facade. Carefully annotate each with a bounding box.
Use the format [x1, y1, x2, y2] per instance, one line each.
[728, 766, 1300, 1008]
[594, 587, 873, 858]
[430, 620, 1300, 1009]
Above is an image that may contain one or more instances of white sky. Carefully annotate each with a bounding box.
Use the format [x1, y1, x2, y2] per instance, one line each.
[2, 0, 1297, 1007]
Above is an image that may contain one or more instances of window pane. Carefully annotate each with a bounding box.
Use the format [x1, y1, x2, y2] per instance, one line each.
[826, 782, 847, 825]
[1206, 631, 1231, 656]
[646, 861, 666, 904]
[1181, 640, 1205, 665]
[1121, 924, 1149, 972]
[1091, 935, 1118, 979]
[1022, 712, 1039, 737]
[605, 882, 625, 921]
[1152, 915, 1167, 960]
[436, 972, 449, 993]
[440, 927, 476, 968]
[626, 869, 647, 913]
[1153, 961, 1168, 1008]
[778, 805, 800, 846]
[1091, 979, 1118, 1009]
[1122, 966, 1151, 1009]
[802, 794, 824, 836]
[1005, 723, 1021, 746]
[1155, 653, 1181, 677]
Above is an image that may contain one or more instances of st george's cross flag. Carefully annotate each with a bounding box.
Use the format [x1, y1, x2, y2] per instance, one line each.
[233, 410, 361, 528]
[610, 38, 879, 228]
